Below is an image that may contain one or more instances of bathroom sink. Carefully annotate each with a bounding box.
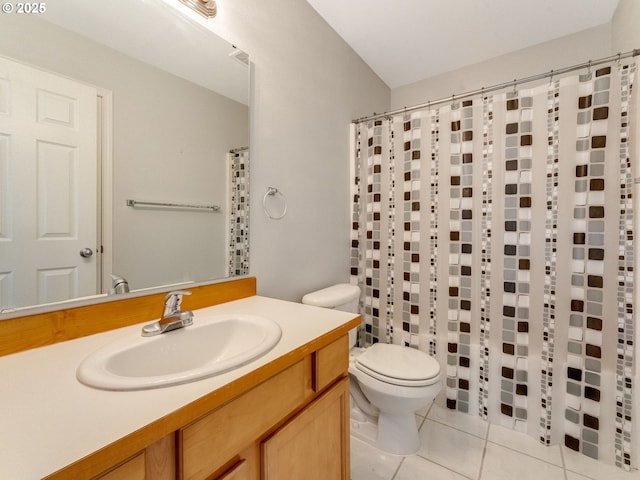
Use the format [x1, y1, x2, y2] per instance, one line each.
[77, 314, 282, 390]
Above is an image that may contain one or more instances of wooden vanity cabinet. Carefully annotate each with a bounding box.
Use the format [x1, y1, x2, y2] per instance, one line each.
[178, 335, 350, 480]
[50, 335, 350, 480]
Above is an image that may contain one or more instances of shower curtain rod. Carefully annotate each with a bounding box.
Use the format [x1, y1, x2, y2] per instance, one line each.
[353, 48, 640, 124]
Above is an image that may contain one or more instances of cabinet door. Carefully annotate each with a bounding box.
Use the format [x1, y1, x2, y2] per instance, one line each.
[261, 376, 349, 480]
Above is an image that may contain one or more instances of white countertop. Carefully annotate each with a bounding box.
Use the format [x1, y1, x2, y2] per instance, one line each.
[0, 295, 357, 479]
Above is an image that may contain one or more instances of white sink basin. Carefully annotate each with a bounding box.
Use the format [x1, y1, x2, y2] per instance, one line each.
[77, 314, 282, 390]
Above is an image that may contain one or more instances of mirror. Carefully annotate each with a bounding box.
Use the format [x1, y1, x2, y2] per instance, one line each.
[0, 0, 250, 312]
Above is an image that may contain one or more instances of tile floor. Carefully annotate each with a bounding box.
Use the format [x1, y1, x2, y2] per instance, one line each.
[351, 401, 640, 480]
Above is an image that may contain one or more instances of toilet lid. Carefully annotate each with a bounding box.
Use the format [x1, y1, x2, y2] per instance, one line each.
[355, 343, 440, 386]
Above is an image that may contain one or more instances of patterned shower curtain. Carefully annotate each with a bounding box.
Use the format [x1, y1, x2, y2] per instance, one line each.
[350, 62, 637, 469]
[228, 148, 250, 276]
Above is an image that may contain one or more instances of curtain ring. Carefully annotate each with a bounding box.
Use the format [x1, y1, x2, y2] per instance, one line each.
[549, 69, 554, 85]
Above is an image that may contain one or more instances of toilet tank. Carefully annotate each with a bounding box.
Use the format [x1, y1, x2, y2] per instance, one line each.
[301, 284, 361, 312]
[302, 284, 361, 348]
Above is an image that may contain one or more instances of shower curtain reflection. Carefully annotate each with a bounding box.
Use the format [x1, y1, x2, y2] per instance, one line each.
[228, 148, 250, 276]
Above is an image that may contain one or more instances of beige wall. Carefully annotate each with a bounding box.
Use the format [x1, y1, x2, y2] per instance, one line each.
[0, 14, 249, 291]
[391, 24, 612, 110]
[186, 0, 391, 301]
[612, 0, 640, 53]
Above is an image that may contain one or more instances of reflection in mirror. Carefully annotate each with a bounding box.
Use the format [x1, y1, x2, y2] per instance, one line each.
[0, 0, 250, 311]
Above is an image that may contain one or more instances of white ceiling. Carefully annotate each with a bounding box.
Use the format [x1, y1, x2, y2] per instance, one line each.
[306, 0, 620, 88]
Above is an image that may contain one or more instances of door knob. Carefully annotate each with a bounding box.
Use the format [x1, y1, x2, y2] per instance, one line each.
[79, 247, 93, 258]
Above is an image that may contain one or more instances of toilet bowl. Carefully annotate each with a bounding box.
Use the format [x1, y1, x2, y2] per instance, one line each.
[302, 284, 442, 455]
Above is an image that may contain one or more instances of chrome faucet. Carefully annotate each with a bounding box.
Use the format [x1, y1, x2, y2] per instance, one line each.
[141, 290, 194, 337]
[109, 274, 130, 295]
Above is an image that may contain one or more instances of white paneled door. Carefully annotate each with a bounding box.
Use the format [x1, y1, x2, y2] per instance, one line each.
[0, 56, 98, 309]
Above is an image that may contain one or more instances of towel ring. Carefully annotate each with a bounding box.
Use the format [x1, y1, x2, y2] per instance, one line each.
[262, 186, 287, 220]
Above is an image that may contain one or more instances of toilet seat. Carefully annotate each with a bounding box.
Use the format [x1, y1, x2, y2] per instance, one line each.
[354, 343, 440, 387]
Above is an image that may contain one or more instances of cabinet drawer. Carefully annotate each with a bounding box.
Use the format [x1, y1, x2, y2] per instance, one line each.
[216, 459, 248, 480]
[95, 452, 145, 480]
[180, 360, 308, 480]
[313, 335, 348, 392]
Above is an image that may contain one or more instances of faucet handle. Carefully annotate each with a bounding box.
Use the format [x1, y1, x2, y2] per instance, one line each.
[163, 290, 192, 316]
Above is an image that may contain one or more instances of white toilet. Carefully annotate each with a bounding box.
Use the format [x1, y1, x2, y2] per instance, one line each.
[302, 283, 441, 455]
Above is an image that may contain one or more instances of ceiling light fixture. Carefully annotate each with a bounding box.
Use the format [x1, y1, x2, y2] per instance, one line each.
[176, 0, 217, 18]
